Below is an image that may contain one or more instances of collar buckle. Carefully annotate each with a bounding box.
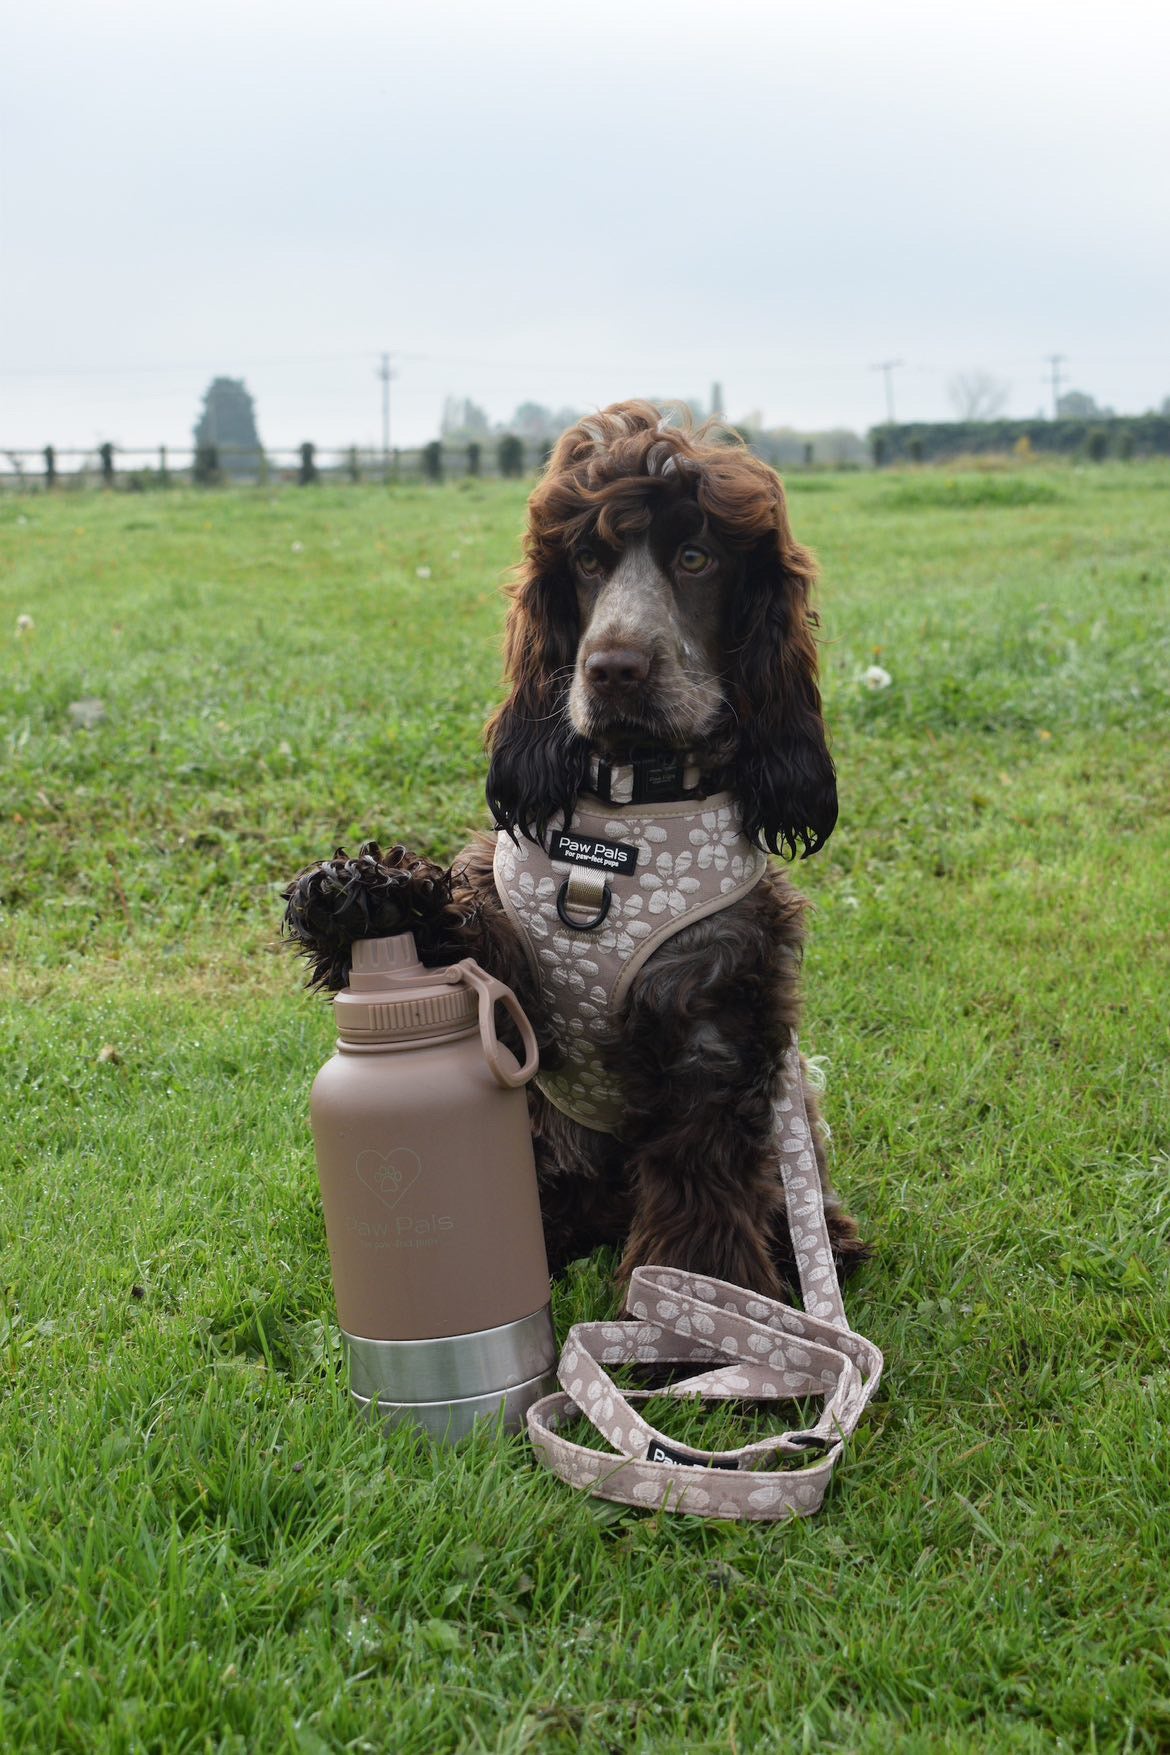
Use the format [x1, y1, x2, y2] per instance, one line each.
[592, 750, 697, 806]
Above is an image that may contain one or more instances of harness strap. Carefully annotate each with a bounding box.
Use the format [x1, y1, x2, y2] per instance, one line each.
[526, 1046, 883, 1519]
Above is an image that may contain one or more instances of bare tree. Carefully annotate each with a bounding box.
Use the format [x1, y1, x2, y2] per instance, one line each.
[947, 371, 1011, 421]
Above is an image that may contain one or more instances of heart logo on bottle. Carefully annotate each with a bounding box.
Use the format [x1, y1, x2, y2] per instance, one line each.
[355, 1147, 423, 1210]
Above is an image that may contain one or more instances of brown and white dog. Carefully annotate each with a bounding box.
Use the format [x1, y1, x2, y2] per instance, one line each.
[441, 401, 869, 1299]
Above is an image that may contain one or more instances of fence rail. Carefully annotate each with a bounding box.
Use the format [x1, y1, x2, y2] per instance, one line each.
[0, 438, 549, 491]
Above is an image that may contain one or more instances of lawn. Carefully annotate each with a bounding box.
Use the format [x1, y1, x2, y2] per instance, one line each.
[1, 462, 1168, 1752]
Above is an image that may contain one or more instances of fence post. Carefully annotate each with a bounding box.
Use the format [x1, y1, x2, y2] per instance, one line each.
[159, 445, 169, 485]
[299, 442, 318, 486]
[99, 442, 115, 487]
[422, 440, 443, 483]
[497, 434, 523, 478]
[44, 446, 56, 489]
[467, 441, 481, 477]
[195, 443, 220, 485]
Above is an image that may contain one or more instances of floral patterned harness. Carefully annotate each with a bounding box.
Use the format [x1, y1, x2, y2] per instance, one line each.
[492, 790, 768, 1134]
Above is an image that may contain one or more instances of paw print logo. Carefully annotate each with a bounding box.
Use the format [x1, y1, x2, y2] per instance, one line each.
[355, 1148, 422, 1210]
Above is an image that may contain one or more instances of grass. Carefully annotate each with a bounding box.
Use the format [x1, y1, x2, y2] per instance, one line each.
[1, 463, 1168, 1753]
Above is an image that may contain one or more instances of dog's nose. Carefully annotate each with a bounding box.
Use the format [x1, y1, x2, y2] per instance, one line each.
[584, 647, 651, 694]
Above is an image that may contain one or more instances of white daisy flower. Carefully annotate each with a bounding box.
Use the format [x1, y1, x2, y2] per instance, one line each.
[861, 664, 892, 690]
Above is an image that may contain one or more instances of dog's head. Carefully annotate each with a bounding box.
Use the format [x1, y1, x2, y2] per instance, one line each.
[486, 401, 837, 858]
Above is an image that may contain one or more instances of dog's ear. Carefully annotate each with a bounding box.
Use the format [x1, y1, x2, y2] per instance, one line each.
[727, 476, 837, 858]
[485, 555, 590, 843]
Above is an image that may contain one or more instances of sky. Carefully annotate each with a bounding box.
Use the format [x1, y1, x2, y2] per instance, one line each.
[1, 0, 1168, 454]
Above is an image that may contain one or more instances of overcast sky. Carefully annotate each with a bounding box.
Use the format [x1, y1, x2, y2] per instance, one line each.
[1, 0, 1167, 452]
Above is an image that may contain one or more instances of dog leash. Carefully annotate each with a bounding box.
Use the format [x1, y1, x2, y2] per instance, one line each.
[526, 1046, 883, 1519]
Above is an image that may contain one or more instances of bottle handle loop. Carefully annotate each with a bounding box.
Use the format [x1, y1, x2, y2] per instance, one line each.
[447, 961, 540, 1090]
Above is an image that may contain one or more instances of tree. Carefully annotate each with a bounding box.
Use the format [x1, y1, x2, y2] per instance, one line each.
[507, 402, 581, 440]
[193, 378, 263, 476]
[440, 396, 491, 441]
[1056, 389, 1101, 419]
[947, 371, 1010, 420]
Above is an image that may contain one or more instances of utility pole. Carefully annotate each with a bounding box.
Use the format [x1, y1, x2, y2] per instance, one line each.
[870, 359, 903, 425]
[377, 352, 397, 476]
[1044, 353, 1067, 419]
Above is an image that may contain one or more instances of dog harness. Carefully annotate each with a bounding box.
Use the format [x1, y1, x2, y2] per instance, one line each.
[492, 757, 768, 1134]
[494, 755, 885, 1518]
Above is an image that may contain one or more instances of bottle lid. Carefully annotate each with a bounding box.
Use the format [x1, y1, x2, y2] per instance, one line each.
[333, 936, 539, 1088]
[333, 934, 477, 1043]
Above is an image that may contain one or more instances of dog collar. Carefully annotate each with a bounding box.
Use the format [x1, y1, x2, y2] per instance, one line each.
[587, 748, 705, 806]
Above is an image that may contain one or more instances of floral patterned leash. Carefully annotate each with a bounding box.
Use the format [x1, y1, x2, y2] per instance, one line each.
[526, 1046, 884, 1519]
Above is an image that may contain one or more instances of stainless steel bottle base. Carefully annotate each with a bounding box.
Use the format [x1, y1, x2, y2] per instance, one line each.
[341, 1303, 557, 1444]
[352, 1365, 558, 1442]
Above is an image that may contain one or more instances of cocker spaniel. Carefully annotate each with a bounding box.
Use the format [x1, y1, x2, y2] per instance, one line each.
[444, 400, 869, 1298]
[286, 401, 868, 1300]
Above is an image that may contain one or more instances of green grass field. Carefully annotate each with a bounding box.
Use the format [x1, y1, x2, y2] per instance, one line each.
[1, 463, 1168, 1753]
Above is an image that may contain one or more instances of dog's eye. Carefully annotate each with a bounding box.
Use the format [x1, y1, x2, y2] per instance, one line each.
[677, 545, 710, 574]
[576, 549, 602, 578]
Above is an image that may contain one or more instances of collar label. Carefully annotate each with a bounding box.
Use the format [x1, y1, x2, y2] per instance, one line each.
[550, 831, 639, 876]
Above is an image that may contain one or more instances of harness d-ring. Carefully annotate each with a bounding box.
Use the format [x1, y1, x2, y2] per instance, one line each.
[556, 877, 612, 931]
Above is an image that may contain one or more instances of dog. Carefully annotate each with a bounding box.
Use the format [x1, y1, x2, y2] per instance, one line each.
[435, 401, 869, 1300]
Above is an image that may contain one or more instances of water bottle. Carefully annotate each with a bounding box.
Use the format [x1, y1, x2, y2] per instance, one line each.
[308, 932, 556, 1441]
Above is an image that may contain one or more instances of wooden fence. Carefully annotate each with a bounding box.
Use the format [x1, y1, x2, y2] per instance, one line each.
[0, 438, 548, 492]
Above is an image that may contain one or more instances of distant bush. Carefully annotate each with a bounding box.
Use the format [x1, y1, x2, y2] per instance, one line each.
[467, 442, 481, 477]
[1086, 429, 1109, 463]
[871, 413, 1170, 463]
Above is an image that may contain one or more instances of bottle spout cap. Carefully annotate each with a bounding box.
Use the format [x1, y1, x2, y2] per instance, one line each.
[349, 933, 424, 985]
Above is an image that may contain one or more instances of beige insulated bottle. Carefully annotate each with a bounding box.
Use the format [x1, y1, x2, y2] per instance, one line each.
[309, 933, 556, 1441]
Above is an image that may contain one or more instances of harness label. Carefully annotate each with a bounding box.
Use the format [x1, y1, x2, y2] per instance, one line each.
[646, 1440, 740, 1470]
[550, 831, 639, 876]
